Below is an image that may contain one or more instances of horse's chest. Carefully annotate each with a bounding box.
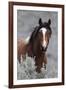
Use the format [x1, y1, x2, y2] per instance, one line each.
[27, 45, 34, 57]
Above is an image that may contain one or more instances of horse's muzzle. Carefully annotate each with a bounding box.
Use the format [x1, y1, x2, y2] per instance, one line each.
[41, 46, 47, 52]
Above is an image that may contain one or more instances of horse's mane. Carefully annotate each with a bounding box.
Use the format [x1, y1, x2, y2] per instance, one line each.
[29, 26, 39, 43]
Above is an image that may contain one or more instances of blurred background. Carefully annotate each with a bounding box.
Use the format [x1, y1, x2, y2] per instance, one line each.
[17, 10, 58, 79]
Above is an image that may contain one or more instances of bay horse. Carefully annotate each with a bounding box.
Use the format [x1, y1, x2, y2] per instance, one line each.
[17, 18, 52, 73]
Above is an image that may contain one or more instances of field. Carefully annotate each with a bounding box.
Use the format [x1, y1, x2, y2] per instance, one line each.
[17, 10, 58, 80]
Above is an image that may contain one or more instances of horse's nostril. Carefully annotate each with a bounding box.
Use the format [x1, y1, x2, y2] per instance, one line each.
[41, 46, 47, 52]
[42, 47, 44, 51]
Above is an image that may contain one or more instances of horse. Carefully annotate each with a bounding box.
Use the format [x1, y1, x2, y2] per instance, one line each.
[17, 18, 52, 73]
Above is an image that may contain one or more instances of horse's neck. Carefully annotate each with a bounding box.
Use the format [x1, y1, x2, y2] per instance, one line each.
[24, 36, 34, 57]
[26, 43, 34, 57]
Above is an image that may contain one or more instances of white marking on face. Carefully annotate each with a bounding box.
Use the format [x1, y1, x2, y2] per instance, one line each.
[40, 27, 47, 48]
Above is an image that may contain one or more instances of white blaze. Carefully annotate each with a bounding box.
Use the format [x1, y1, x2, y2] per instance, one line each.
[40, 28, 47, 48]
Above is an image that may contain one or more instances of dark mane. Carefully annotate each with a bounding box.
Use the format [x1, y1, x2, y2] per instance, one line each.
[29, 26, 39, 43]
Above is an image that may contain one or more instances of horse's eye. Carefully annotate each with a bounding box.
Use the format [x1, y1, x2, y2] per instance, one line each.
[39, 30, 42, 33]
[47, 31, 51, 37]
[47, 30, 50, 33]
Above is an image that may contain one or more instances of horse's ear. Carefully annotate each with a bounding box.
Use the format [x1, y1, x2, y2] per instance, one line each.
[48, 19, 51, 26]
[39, 18, 42, 25]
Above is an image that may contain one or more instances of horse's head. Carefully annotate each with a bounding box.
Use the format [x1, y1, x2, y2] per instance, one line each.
[29, 18, 52, 56]
[36, 18, 52, 52]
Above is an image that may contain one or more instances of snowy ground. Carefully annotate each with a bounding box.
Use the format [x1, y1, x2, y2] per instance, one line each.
[17, 10, 58, 80]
